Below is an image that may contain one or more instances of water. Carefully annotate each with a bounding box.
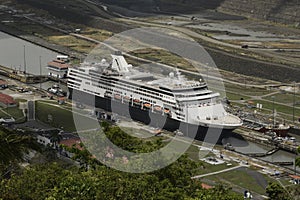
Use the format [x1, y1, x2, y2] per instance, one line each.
[222, 136, 272, 154]
[225, 135, 300, 172]
[0, 31, 59, 75]
[1, 31, 298, 171]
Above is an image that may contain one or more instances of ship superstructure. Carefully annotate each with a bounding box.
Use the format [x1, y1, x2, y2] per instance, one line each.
[67, 52, 242, 130]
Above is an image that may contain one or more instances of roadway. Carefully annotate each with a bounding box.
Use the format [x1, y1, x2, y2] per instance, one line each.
[20, 7, 298, 89]
[70, 32, 287, 89]
[27, 100, 35, 121]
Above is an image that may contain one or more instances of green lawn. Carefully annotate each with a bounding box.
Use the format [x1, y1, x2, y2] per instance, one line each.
[225, 92, 250, 101]
[191, 162, 237, 177]
[224, 83, 272, 96]
[0, 106, 24, 119]
[207, 168, 271, 195]
[186, 145, 200, 161]
[252, 99, 300, 117]
[263, 92, 300, 105]
[35, 101, 99, 132]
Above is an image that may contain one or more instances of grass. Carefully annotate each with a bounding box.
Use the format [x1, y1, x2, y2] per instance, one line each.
[47, 35, 96, 53]
[191, 162, 237, 176]
[35, 101, 99, 132]
[186, 145, 200, 161]
[207, 168, 268, 195]
[0, 106, 24, 119]
[132, 48, 196, 72]
[39, 100, 73, 110]
[252, 99, 300, 117]
[0, 99, 25, 122]
[263, 92, 300, 105]
[81, 27, 113, 42]
[5, 20, 62, 37]
[224, 83, 272, 96]
[120, 126, 166, 141]
[225, 91, 250, 101]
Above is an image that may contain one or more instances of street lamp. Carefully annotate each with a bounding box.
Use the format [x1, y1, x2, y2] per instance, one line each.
[205, 63, 209, 83]
[39, 56, 42, 90]
[271, 96, 275, 127]
[293, 82, 296, 124]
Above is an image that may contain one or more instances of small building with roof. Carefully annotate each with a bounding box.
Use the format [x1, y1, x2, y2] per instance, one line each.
[47, 59, 71, 79]
[290, 174, 300, 184]
[59, 137, 83, 158]
[0, 93, 17, 108]
[0, 80, 8, 89]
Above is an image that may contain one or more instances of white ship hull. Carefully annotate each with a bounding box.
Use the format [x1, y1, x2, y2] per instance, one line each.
[69, 88, 239, 143]
[67, 52, 242, 143]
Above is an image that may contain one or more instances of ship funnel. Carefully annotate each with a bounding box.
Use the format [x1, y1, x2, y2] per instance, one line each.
[111, 52, 130, 73]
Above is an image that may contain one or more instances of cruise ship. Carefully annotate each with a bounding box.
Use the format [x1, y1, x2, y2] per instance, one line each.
[67, 52, 242, 142]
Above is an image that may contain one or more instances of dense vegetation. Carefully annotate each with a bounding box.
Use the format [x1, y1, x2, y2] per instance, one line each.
[1, 122, 299, 199]
[0, 160, 244, 200]
[0, 124, 244, 199]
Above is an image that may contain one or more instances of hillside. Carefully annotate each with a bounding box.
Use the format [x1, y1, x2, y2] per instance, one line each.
[98, 0, 299, 25]
[219, 0, 300, 25]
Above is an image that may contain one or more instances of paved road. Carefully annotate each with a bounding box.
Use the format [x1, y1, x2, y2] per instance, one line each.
[27, 100, 35, 121]
[71, 32, 287, 89]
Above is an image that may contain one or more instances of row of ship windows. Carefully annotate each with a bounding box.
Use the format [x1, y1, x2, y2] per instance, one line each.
[68, 76, 82, 83]
[176, 112, 185, 117]
[68, 80, 81, 86]
[69, 71, 178, 105]
[93, 79, 163, 97]
[90, 82, 175, 105]
[69, 71, 174, 98]
[68, 84, 79, 90]
[177, 116, 185, 120]
[69, 79, 172, 105]
[173, 107, 184, 111]
[83, 88, 100, 95]
[175, 93, 210, 98]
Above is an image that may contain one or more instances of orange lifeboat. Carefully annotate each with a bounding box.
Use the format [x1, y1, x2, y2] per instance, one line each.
[163, 108, 170, 114]
[133, 99, 140, 103]
[143, 103, 151, 108]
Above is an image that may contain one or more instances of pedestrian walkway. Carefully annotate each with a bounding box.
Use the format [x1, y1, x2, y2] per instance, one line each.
[191, 165, 246, 179]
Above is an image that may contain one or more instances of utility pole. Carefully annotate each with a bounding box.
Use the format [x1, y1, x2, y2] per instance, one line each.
[293, 82, 296, 124]
[272, 96, 275, 127]
[23, 45, 27, 75]
[39, 56, 42, 90]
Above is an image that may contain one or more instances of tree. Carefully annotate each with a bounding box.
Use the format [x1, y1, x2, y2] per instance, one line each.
[49, 130, 63, 149]
[0, 123, 244, 199]
[0, 159, 244, 200]
[266, 182, 291, 200]
[0, 127, 34, 177]
[295, 146, 300, 168]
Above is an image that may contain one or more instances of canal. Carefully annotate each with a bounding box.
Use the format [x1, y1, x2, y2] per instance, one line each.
[1, 30, 299, 173]
[0, 31, 59, 75]
[223, 136, 300, 172]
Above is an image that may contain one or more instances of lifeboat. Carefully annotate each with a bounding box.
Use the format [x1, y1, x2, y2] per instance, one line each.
[133, 99, 141, 104]
[114, 94, 121, 100]
[154, 105, 162, 112]
[123, 96, 131, 102]
[143, 103, 151, 109]
[163, 108, 170, 114]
